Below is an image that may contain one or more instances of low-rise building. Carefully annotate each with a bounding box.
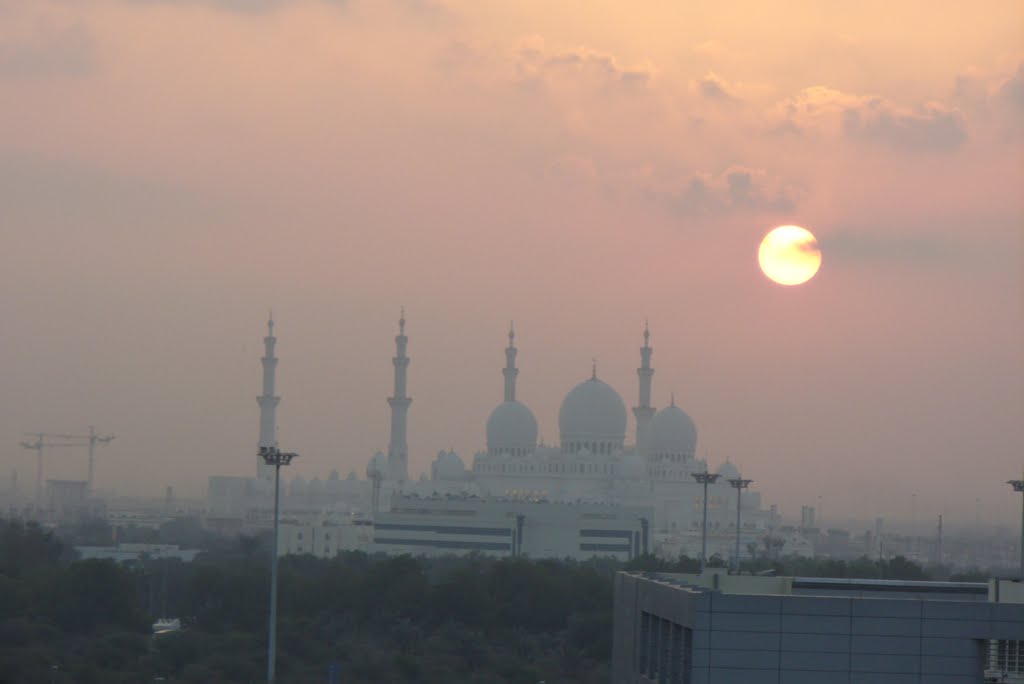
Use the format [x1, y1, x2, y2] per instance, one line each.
[613, 571, 1024, 683]
[75, 542, 200, 563]
[276, 494, 653, 561]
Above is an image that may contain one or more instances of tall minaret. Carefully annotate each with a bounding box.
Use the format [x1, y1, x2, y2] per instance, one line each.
[256, 313, 280, 481]
[633, 321, 655, 448]
[503, 322, 518, 402]
[386, 310, 411, 482]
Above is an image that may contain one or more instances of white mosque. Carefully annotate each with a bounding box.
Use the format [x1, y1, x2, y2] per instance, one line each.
[348, 315, 770, 537]
[207, 314, 774, 558]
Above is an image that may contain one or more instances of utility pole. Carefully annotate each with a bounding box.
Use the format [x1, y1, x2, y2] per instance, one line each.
[727, 478, 753, 572]
[691, 471, 720, 574]
[260, 446, 297, 684]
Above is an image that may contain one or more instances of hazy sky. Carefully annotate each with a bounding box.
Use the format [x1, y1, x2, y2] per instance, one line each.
[1, 0, 1021, 525]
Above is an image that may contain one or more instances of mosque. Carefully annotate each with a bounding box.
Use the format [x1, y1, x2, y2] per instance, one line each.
[215, 313, 771, 558]
[351, 314, 770, 538]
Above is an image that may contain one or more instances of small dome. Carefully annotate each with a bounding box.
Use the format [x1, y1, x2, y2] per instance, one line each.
[646, 404, 698, 458]
[366, 451, 387, 478]
[432, 449, 466, 480]
[486, 400, 538, 456]
[558, 376, 627, 446]
[716, 460, 741, 480]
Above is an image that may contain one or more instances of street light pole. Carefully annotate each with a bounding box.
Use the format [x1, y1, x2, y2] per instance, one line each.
[1008, 479, 1024, 579]
[260, 446, 298, 684]
[727, 478, 753, 573]
[691, 472, 720, 574]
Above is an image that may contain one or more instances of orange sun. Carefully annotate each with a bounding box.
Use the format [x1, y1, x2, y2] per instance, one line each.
[758, 225, 822, 286]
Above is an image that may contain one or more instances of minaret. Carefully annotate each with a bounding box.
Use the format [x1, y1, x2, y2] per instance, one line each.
[257, 313, 280, 481]
[633, 321, 655, 447]
[503, 322, 518, 402]
[386, 310, 412, 482]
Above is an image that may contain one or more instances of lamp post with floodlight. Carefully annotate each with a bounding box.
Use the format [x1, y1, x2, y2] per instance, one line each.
[727, 478, 753, 572]
[691, 472, 720, 574]
[1008, 479, 1024, 579]
[260, 446, 297, 684]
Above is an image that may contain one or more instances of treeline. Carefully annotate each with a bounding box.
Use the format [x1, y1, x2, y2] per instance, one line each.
[0, 519, 613, 683]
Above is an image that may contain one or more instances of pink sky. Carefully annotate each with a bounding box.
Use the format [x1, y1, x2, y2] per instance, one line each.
[1, 0, 1021, 525]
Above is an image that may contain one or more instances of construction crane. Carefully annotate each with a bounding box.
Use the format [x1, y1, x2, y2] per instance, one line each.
[48, 426, 115, 491]
[19, 427, 115, 504]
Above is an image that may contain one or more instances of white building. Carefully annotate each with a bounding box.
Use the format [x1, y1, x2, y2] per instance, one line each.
[277, 514, 374, 557]
[76, 542, 199, 563]
[278, 493, 653, 562]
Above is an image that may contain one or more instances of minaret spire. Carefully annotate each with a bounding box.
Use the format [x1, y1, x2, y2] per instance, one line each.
[387, 309, 412, 483]
[503, 321, 519, 402]
[257, 313, 281, 480]
[633, 320, 655, 448]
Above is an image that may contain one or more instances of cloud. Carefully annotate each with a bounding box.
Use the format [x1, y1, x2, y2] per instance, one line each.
[696, 72, 737, 101]
[391, 0, 454, 21]
[997, 62, 1024, 109]
[652, 166, 796, 217]
[126, 0, 287, 13]
[766, 120, 802, 138]
[512, 38, 654, 90]
[0, 19, 97, 78]
[126, 0, 455, 18]
[0, 149, 227, 229]
[841, 100, 967, 152]
[818, 231, 949, 263]
[776, 86, 967, 153]
[435, 39, 482, 71]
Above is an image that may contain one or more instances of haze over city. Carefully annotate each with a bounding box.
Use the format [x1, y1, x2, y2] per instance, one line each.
[1, 0, 1021, 526]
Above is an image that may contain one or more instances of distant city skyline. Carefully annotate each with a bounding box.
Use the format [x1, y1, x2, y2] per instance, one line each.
[0, 0, 1020, 525]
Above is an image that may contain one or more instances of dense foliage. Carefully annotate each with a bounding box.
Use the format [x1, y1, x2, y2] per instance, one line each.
[0, 517, 993, 683]
[0, 519, 613, 683]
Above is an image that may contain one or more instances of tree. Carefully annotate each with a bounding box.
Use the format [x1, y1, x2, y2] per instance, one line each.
[43, 560, 147, 634]
[0, 520, 64, 577]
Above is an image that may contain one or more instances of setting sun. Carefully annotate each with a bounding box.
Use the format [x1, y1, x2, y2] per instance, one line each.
[758, 225, 822, 286]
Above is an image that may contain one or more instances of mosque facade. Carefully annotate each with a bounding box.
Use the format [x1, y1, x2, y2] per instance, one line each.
[363, 316, 771, 544]
[227, 314, 771, 560]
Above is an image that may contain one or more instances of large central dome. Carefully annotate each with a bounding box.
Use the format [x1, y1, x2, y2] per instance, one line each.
[558, 376, 627, 453]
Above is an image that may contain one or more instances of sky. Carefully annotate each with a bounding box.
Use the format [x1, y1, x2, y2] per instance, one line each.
[1, 0, 1021, 526]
